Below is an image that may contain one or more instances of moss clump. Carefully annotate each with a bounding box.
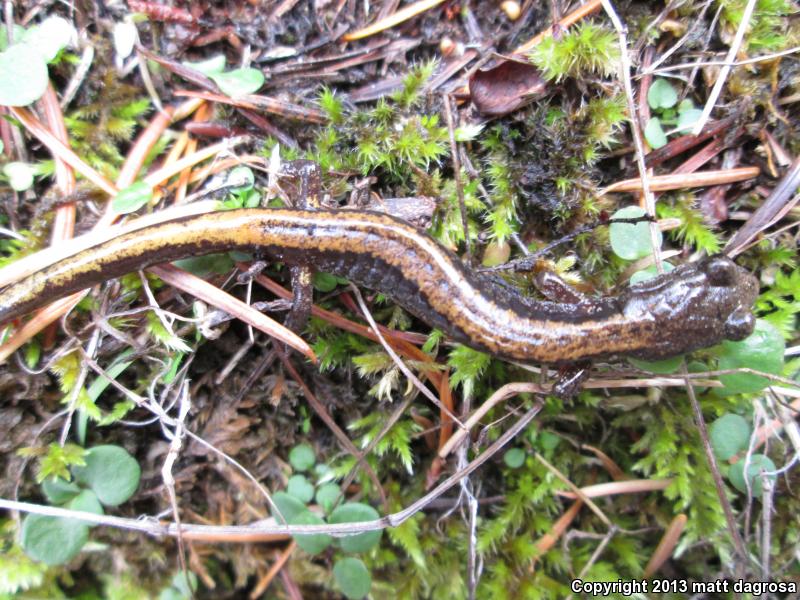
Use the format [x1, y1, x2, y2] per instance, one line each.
[310, 61, 449, 194]
[529, 22, 620, 82]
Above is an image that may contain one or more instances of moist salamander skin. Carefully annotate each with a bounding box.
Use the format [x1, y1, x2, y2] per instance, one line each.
[0, 208, 759, 363]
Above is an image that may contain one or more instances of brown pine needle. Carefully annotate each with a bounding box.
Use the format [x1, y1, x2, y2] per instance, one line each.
[600, 166, 760, 195]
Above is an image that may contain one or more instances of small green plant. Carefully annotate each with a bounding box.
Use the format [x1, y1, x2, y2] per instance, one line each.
[157, 571, 198, 600]
[219, 165, 262, 209]
[64, 73, 151, 179]
[310, 61, 448, 186]
[718, 0, 793, 51]
[112, 180, 153, 214]
[276, 443, 381, 599]
[19, 444, 141, 565]
[712, 318, 785, 396]
[644, 79, 703, 149]
[2, 162, 37, 192]
[657, 196, 722, 254]
[184, 54, 264, 98]
[528, 22, 619, 82]
[709, 413, 776, 497]
[0, 16, 74, 106]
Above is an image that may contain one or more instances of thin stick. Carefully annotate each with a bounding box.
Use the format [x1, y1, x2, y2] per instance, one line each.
[350, 285, 466, 431]
[692, 0, 758, 135]
[0, 406, 541, 538]
[601, 0, 664, 272]
[681, 362, 748, 563]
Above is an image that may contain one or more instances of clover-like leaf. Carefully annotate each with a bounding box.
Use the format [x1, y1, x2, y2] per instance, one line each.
[0, 43, 49, 106]
[328, 502, 382, 553]
[270, 491, 307, 524]
[21, 514, 88, 565]
[112, 181, 153, 214]
[715, 319, 784, 396]
[287, 474, 315, 504]
[289, 510, 332, 555]
[315, 482, 342, 514]
[22, 16, 75, 62]
[609, 206, 661, 261]
[72, 445, 140, 507]
[41, 477, 81, 504]
[644, 117, 668, 149]
[333, 557, 372, 600]
[503, 448, 526, 468]
[183, 54, 227, 76]
[647, 78, 678, 110]
[709, 414, 751, 461]
[728, 454, 776, 498]
[288, 443, 315, 472]
[4, 162, 36, 191]
[210, 68, 264, 98]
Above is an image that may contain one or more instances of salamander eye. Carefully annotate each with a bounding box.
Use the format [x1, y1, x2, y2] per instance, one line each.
[704, 256, 737, 287]
[724, 310, 755, 340]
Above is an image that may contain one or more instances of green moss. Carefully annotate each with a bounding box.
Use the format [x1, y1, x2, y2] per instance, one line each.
[529, 22, 619, 82]
[718, 0, 794, 51]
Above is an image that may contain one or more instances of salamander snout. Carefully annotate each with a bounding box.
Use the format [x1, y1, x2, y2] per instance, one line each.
[700, 255, 759, 341]
[724, 310, 756, 340]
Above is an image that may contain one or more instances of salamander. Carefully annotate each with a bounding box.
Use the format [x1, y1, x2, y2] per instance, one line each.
[0, 208, 758, 363]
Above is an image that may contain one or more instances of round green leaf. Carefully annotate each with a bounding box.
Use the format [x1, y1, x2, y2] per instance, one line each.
[41, 477, 80, 504]
[328, 502, 382, 553]
[225, 166, 254, 191]
[503, 447, 526, 468]
[287, 474, 314, 504]
[172, 253, 234, 277]
[628, 355, 683, 374]
[270, 491, 307, 524]
[715, 319, 785, 396]
[210, 68, 264, 98]
[644, 117, 668, 149]
[289, 510, 332, 555]
[313, 271, 340, 293]
[676, 108, 703, 133]
[537, 431, 561, 452]
[112, 181, 153, 214]
[0, 43, 49, 106]
[22, 16, 74, 62]
[609, 206, 661, 261]
[3, 162, 35, 191]
[183, 54, 227, 76]
[314, 462, 334, 481]
[647, 79, 678, 110]
[68, 489, 104, 527]
[333, 557, 372, 600]
[709, 414, 751, 461]
[629, 261, 674, 285]
[315, 482, 342, 514]
[288, 443, 316, 472]
[728, 454, 776, 498]
[21, 514, 88, 565]
[72, 445, 140, 507]
[0, 24, 27, 51]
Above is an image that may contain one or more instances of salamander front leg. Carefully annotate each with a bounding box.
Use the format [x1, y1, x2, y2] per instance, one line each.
[533, 270, 593, 398]
[281, 160, 323, 333]
[552, 361, 591, 399]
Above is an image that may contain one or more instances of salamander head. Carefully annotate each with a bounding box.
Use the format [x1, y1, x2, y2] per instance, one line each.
[621, 255, 758, 361]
